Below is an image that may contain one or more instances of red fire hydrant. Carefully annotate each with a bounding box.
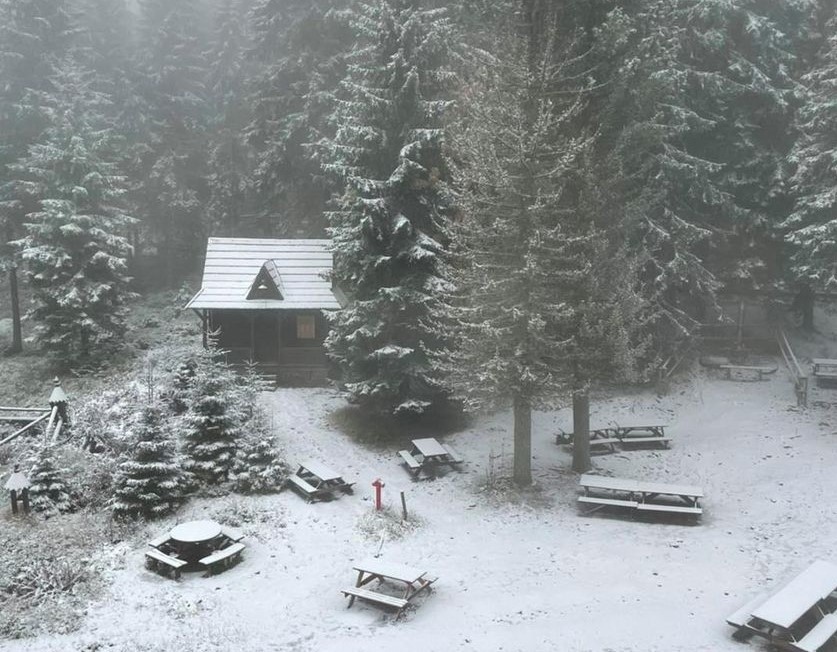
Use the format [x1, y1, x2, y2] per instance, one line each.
[372, 478, 385, 511]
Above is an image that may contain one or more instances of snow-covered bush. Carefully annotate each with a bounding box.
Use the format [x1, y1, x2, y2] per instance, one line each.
[231, 435, 289, 494]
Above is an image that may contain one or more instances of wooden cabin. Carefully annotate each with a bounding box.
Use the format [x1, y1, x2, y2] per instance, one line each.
[186, 238, 343, 385]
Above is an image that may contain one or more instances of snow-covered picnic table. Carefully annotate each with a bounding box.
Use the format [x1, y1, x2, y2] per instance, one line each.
[727, 560, 837, 652]
[342, 558, 437, 616]
[398, 437, 463, 477]
[578, 474, 703, 518]
[812, 358, 837, 385]
[144, 520, 246, 578]
[286, 460, 354, 502]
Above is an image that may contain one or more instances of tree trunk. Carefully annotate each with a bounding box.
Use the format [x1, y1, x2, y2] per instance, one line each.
[801, 285, 814, 331]
[512, 393, 532, 486]
[8, 265, 22, 353]
[572, 387, 591, 473]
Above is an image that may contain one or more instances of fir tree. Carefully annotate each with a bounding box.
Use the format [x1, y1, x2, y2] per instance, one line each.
[133, 0, 211, 283]
[13, 63, 135, 360]
[246, 0, 349, 235]
[318, 0, 457, 418]
[783, 4, 837, 301]
[181, 364, 242, 486]
[112, 405, 182, 519]
[448, 1, 650, 482]
[0, 0, 75, 353]
[232, 434, 288, 494]
[28, 446, 72, 514]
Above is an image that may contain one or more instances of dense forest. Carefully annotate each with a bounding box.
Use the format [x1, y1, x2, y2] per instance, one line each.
[2, 0, 837, 471]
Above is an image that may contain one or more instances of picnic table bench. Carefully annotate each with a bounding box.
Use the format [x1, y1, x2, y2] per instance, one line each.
[144, 548, 187, 579]
[342, 558, 436, 617]
[398, 438, 463, 478]
[812, 359, 837, 385]
[200, 542, 245, 576]
[720, 364, 778, 381]
[727, 560, 837, 651]
[578, 474, 703, 519]
[286, 461, 354, 502]
[559, 425, 671, 452]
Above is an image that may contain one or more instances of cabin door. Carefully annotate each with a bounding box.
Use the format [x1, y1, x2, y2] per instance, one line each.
[252, 313, 279, 363]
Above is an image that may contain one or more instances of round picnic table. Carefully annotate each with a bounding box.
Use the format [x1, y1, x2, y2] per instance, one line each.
[170, 520, 222, 544]
[169, 520, 223, 566]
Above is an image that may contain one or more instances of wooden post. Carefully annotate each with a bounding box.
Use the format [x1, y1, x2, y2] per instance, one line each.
[10, 489, 17, 515]
[400, 491, 408, 520]
[248, 312, 255, 362]
[21, 488, 29, 514]
[201, 310, 208, 348]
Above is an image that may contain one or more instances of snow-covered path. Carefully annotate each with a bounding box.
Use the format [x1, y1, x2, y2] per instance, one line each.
[7, 367, 837, 652]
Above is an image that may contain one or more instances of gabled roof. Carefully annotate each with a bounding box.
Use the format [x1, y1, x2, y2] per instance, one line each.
[186, 238, 341, 310]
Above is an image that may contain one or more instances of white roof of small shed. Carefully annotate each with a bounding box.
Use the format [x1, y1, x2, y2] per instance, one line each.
[186, 238, 341, 310]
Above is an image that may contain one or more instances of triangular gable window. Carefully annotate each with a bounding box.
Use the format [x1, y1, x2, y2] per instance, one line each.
[247, 261, 283, 300]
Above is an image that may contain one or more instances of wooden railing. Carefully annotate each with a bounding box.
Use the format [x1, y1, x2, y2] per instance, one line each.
[776, 328, 807, 407]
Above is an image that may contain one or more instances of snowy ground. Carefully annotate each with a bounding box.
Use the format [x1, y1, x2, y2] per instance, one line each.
[7, 363, 837, 652]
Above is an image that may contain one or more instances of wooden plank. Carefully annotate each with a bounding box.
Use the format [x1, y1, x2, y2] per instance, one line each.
[636, 503, 702, 515]
[751, 561, 837, 629]
[577, 496, 638, 509]
[353, 559, 426, 584]
[341, 587, 409, 610]
[287, 474, 318, 495]
[726, 591, 772, 628]
[299, 460, 342, 482]
[579, 475, 640, 493]
[200, 542, 245, 566]
[792, 614, 837, 652]
[398, 450, 422, 470]
[145, 549, 187, 569]
[412, 438, 447, 457]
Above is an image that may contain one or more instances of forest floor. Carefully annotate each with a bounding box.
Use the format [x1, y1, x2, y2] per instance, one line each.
[2, 290, 837, 651]
[3, 351, 837, 651]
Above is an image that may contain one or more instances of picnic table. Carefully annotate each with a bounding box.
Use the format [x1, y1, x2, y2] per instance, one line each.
[812, 359, 837, 385]
[341, 558, 437, 616]
[145, 520, 246, 578]
[727, 560, 837, 651]
[578, 474, 703, 518]
[557, 424, 671, 452]
[286, 460, 354, 502]
[397, 437, 463, 478]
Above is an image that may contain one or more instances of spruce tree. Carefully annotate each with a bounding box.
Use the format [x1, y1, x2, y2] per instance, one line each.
[784, 4, 837, 301]
[0, 0, 75, 353]
[448, 0, 650, 482]
[28, 446, 72, 514]
[13, 63, 135, 360]
[181, 366, 242, 486]
[318, 0, 457, 418]
[232, 435, 288, 494]
[112, 405, 182, 519]
[246, 0, 348, 235]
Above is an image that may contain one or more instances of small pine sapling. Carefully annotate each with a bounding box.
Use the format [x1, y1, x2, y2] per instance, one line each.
[232, 434, 288, 494]
[112, 404, 183, 519]
[28, 446, 73, 515]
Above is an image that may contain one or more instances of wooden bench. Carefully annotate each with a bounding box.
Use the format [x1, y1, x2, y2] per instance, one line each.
[148, 534, 173, 549]
[398, 449, 422, 472]
[200, 542, 245, 575]
[578, 496, 638, 511]
[720, 364, 777, 381]
[619, 436, 672, 448]
[726, 591, 770, 630]
[793, 614, 837, 652]
[144, 549, 187, 579]
[441, 444, 463, 464]
[341, 586, 409, 612]
[636, 503, 702, 516]
[286, 474, 321, 502]
[220, 526, 244, 543]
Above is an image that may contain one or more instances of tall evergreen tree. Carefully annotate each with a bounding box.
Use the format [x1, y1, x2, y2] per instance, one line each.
[112, 405, 183, 519]
[205, 0, 255, 236]
[0, 0, 75, 353]
[318, 0, 457, 418]
[448, 1, 649, 483]
[246, 0, 349, 235]
[783, 3, 837, 313]
[133, 0, 211, 284]
[13, 63, 135, 360]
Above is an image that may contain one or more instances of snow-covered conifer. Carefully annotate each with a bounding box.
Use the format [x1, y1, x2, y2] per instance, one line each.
[112, 405, 183, 519]
[232, 433, 288, 494]
[28, 446, 72, 514]
[317, 0, 457, 418]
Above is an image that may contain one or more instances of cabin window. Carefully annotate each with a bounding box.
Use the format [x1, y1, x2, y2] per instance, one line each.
[296, 314, 316, 340]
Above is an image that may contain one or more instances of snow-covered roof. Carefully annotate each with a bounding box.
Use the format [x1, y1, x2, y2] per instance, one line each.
[186, 238, 341, 311]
